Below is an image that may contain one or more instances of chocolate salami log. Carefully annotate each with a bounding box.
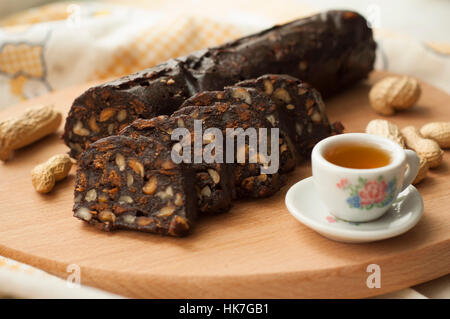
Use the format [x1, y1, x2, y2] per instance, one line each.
[64, 10, 375, 158]
[121, 116, 235, 214]
[73, 135, 197, 236]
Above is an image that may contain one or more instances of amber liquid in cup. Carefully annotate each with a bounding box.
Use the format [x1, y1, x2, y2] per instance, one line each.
[324, 143, 391, 169]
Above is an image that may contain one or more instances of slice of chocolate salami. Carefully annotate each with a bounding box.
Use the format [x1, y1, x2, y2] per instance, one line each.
[73, 135, 197, 237]
[64, 10, 374, 158]
[172, 103, 286, 198]
[235, 74, 344, 159]
[63, 60, 193, 158]
[120, 116, 235, 214]
[179, 86, 296, 173]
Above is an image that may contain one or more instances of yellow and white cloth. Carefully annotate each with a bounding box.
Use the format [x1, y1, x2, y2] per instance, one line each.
[0, 0, 449, 298]
[0, 0, 287, 109]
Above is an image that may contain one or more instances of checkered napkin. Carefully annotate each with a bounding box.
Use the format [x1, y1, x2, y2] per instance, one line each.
[0, 1, 263, 109]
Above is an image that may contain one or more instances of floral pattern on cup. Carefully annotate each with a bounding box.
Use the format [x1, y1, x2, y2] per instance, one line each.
[325, 216, 337, 223]
[336, 176, 397, 210]
[326, 215, 360, 226]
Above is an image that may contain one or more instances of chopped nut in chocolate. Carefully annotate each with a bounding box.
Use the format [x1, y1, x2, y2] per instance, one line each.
[120, 116, 235, 214]
[235, 74, 344, 159]
[74, 135, 197, 237]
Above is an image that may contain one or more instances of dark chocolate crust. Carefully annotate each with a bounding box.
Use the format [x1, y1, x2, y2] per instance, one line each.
[73, 135, 197, 237]
[63, 10, 374, 158]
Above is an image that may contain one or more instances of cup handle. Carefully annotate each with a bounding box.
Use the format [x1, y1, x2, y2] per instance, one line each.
[401, 150, 420, 192]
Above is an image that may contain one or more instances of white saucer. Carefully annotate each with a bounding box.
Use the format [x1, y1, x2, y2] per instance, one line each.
[285, 177, 423, 243]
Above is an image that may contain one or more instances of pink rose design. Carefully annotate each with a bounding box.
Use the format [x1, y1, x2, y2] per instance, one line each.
[326, 216, 336, 223]
[336, 178, 349, 189]
[359, 180, 387, 206]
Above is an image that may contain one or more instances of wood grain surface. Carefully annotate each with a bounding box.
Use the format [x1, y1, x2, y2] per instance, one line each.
[0, 71, 449, 298]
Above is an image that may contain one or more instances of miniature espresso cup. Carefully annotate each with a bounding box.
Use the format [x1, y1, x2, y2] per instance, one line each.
[311, 133, 420, 222]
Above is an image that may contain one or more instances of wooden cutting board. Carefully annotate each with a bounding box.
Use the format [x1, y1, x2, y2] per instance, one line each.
[0, 71, 449, 298]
